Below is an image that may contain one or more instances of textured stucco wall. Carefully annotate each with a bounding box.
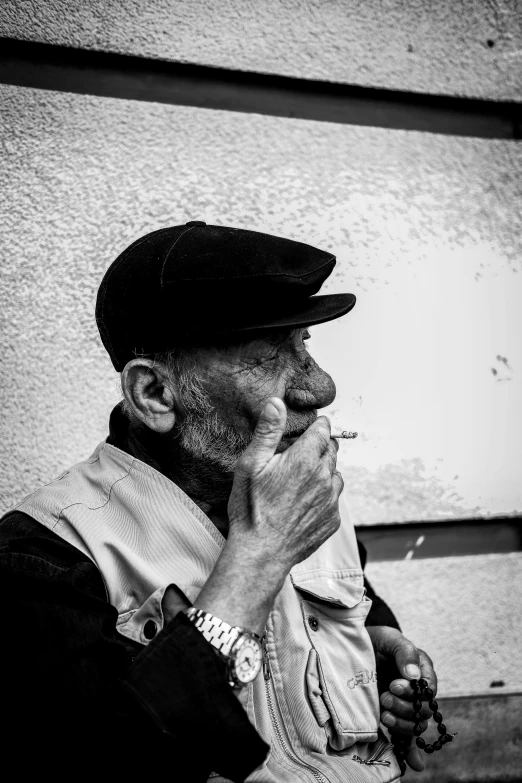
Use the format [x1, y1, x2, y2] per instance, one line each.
[1, 0, 522, 702]
[1, 0, 521, 100]
[400, 692, 522, 782]
[1, 84, 520, 525]
[365, 553, 522, 695]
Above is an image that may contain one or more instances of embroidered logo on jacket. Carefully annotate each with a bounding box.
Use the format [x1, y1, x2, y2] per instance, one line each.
[347, 670, 378, 689]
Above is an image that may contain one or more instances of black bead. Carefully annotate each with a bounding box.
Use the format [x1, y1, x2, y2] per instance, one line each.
[409, 678, 418, 689]
[413, 711, 422, 722]
[437, 723, 447, 734]
[440, 735, 448, 745]
[418, 678, 428, 688]
[399, 761, 407, 776]
[433, 711, 443, 723]
[443, 734, 453, 743]
[425, 687, 434, 698]
[413, 699, 422, 711]
[429, 699, 438, 712]
[416, 737, 426, 749]
[425, 745, 435, 754]
[433, 740, 442, 751]
[413, 725, 423, 736]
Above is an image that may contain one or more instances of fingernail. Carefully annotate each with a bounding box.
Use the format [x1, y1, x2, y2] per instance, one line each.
[406, 664, 421, 679]
[264, 401, 279, 420]
[380, 693, 393, 708]
[381, 711, 396, 728]
[390, 682, 404, 696]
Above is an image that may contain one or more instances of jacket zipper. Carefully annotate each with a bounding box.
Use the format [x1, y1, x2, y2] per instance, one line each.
[261, 633, 329, 783]
[352, 739, 393, 766]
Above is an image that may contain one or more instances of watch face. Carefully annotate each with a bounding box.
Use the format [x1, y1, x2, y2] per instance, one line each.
[233, 636, 262, 684]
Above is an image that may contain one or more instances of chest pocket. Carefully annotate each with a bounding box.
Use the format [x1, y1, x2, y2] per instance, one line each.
[270, 570, 380, 754]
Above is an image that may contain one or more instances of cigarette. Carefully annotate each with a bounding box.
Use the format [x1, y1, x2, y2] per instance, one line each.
[331, 431, 358, 440]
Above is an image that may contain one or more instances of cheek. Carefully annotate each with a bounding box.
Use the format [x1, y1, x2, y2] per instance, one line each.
[203, 375, 259, 432]
[201, 356, 290, 430]
[235, 373, 290, 431]
[250, 357, 291, 403]
[211, 384, 245, 417]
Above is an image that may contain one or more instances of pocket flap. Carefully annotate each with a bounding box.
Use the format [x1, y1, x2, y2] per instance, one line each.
[291, 570, 365, 609]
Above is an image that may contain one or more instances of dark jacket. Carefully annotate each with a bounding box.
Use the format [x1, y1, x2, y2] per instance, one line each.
[0, 510, 268, 781]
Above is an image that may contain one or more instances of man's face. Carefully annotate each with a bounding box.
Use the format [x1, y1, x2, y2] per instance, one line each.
[175, 327, 336, 475]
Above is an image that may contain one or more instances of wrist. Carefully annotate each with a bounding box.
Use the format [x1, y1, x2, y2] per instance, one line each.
[225, 528, 293, 583]
[184, 606, 263, 689]
[194, 537, 288, 635]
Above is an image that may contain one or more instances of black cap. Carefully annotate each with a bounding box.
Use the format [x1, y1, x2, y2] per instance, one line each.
[96, 222, 356, 371]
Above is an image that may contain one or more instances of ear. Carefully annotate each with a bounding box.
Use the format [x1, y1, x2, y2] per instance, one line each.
[121, 358, 179, 434]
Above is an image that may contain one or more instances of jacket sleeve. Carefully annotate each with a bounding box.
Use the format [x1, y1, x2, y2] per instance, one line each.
[0, 511, 268, 782]
[357, 537, 402, 630]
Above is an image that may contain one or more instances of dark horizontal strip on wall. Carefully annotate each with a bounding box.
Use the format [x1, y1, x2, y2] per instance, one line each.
[0, 37, 521, 139]
[355, 516, 522, 561]
[402, 692, 521, 781]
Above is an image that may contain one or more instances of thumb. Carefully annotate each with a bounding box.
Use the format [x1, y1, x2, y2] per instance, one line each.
[244, 397, 287, 471]
[392, 633, 421, 681]
[368, 627, 421, 681]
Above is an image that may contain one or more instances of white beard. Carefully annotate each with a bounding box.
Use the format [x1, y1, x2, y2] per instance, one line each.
[176, 379, 250, 475]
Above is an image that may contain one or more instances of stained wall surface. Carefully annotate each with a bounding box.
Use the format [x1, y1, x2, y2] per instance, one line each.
[2, 85, 520, 526]
[1, 0, 521, 704]
[1, 0, 521, 100]
[365, 553, 522, 695]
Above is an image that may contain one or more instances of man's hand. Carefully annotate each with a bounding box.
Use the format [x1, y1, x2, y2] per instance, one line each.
[226, 396, 343, 574]
[367, 626, 438, 772]
[195, 397, 343, 633]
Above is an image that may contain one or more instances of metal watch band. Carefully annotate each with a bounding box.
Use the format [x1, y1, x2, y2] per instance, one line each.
[184, 607, 247, 657]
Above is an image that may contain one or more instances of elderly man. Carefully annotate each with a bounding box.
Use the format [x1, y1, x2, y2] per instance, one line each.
[1, 222, 436, 782]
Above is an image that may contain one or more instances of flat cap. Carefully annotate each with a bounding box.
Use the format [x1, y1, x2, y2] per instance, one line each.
[96, 221, 355, 371]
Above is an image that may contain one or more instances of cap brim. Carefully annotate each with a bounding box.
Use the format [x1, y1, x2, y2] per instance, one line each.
[121, 293, 357, 364]
[220, 293, 356, 336]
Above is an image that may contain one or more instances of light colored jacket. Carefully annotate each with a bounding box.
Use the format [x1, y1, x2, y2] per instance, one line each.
[16, 441, 401, 783]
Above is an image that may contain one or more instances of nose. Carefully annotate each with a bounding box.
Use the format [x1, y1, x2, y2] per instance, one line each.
[285, 357, 336, 410]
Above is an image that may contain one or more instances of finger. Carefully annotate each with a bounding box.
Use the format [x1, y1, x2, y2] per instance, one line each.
[296, 415, 331, 457]
[405, 743, 425, 772]
[390, 736, 425, 773]
[380, 691, 432, 721]
[243, 398, 287, 471]
[390, 652, 438, 701]
[388, 632, 421, 683]
[322, 438, 339, 475]
[366, 627, 421, 685]
[390, 678, 418, 701]
[332, 470, 344, 498]
[419, 649, 438, 697]
[381, 710, 428, 736]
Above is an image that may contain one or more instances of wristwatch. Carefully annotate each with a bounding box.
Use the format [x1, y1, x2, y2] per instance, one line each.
[184, 607, 262, 688]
